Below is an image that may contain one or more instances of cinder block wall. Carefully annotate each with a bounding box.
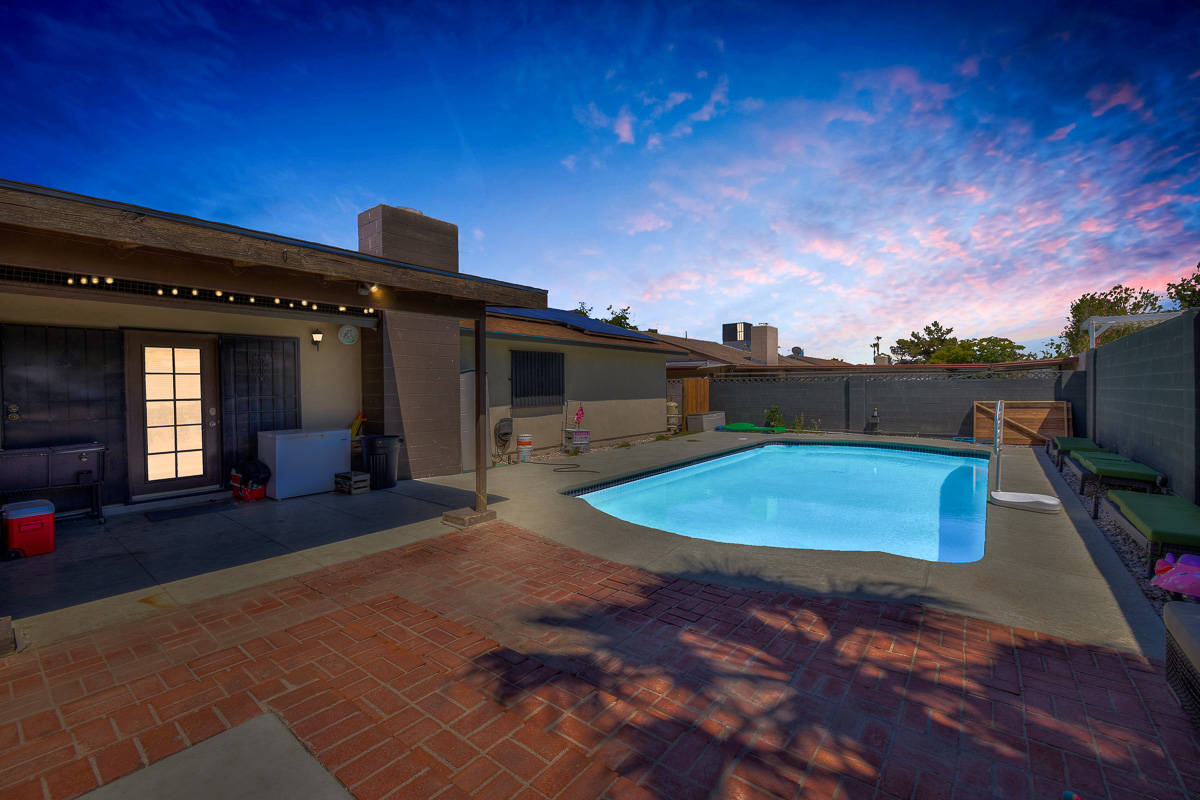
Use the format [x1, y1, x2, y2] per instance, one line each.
[1090, 310, 1198, 501]
[710, 368, 1077, 437]
[358, 204, 462, 478]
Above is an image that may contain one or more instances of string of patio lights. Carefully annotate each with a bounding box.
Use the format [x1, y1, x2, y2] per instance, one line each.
[0, 265, 377, 317]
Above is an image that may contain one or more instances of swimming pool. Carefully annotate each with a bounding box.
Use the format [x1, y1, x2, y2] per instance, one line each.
[577, 443, 989, 562]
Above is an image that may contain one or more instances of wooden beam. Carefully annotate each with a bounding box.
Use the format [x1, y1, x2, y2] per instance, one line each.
[0, 226, 484, 318]
[0, 183, 546, 308]
[475, 307, 488, 512]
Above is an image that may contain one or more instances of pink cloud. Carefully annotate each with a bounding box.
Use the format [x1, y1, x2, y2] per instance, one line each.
[822, 105, 876, 125]
[1086, 81, 1149, 119]
[1079, 218, 1116, 233]
[953, 184, 991, 203]
[641, 269, 704, 301]
[614, 107, 635, 144]
[686, 75, 729, 125]
[1047, 123, 1075, 141]
[663, 91, 691, 112]
[623, 211, 670, 234]
[956, 55, 981, 78]
[1125, 194, 1178, 215]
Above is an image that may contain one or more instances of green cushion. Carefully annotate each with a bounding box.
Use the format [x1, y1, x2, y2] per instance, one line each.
[1076, 453, 1163, 482]
[722, 423, 757, 432]
[1109, 490, 1200, 545]
[1053, 436, 1105, 453]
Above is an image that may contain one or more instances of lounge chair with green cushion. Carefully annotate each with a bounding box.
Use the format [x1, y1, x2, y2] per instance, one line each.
[1046, 436, 1109, 470]
[1070, 452, 1166, 517]
[1103, 490, 1200, 575]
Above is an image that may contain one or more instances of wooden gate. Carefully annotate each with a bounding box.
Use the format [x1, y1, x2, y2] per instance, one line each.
[973, 400, 1072, 445]
[681, 377, 710, 429]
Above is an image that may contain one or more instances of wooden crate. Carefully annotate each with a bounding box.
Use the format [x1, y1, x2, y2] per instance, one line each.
[973, 401, 1072, 446]
[335, 471, 371, 495]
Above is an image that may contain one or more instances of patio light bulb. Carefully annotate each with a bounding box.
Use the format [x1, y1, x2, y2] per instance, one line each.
[274, 298, 280, 304]
[67, 278, 74, 285]
[156, 288, 163, 295]
[249, 297, 255, 303]
[104, 277, 113, 284]
[289, 302, 294, 308]
[228, 295, 235, 301]
[301, 300, 308, 306]
[338, 306, 346, 312]
[215, 290, 222, 297]
[91, 277, 99, 284]
[192, 289, 198, 296]
[171, 288, 178, 295]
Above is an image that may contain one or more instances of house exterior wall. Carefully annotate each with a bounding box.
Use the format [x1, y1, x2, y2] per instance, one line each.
[0, 293, 361, 434]
[461, 334, 668, 455]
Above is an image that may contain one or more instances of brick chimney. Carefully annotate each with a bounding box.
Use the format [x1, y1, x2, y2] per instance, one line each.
[750, 323, 779, 365]
[357, 205, 458, 271]
[357, 205, 463, 478]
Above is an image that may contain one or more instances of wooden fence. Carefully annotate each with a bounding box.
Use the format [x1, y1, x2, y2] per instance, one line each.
[973, 400, 1072, 445]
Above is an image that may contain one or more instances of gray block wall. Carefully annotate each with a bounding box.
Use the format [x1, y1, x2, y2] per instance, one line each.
[1089, 310, 1198, 502]
[710, 368, 1078, 438]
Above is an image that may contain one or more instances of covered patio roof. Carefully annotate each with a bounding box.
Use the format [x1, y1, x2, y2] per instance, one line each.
[0, 179, 546, 317]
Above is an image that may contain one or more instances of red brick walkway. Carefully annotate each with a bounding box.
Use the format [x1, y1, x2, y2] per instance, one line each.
[1, 521, 1197, 799]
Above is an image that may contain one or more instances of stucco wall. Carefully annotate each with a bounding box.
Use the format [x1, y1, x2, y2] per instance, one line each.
[0, 293, 362, 430]
[461, 333, 668, 454]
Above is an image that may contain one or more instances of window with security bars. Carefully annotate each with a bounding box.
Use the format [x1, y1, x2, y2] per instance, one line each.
[511, 350, 564, 408]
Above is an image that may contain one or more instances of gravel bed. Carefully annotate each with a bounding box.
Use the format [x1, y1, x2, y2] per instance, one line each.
[1059, 464, 1185, 614]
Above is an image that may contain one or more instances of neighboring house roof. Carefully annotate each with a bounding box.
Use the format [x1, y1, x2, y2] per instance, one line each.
[461, 308, 687, 355]
[645, 331, 847, 367]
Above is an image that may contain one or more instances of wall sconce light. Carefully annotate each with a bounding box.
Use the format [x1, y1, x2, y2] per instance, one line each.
[358, 282, 379, 295]
[311, 329, 325, 350]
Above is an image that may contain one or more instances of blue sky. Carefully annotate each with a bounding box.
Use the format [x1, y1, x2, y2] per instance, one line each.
[3, 1, 1198, 361]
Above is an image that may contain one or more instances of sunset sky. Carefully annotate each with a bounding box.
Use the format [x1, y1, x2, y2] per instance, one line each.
[3, 1, 1198, 361]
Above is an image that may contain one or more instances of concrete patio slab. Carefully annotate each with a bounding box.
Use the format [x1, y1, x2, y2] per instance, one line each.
[78, 713, 351, 800]
[426, 432, 1163, 656]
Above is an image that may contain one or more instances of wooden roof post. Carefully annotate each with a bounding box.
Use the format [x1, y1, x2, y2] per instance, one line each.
[442, 302, 497, 528]
[475, 304, 488, 513]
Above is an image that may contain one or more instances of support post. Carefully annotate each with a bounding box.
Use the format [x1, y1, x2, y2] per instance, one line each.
[474, 307, 488, 512]
[442, 306, 497, 528]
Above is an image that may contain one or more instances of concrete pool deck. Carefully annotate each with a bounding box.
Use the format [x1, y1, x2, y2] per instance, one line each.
[5, 431, 1159, 660]
[425, 432, 1162, 657]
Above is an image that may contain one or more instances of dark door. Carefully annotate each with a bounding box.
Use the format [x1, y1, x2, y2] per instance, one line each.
[0, 324, 127, 504]
[124, 331, 222, 499]
[219, 334, 301, 476]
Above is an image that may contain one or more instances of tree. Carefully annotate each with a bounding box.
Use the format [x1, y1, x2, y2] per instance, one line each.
[1166, 262, 1200, 309]
[927, 337, 1026, 364]
[890, 321, 957, 363]
[569, 301, 593, 317]
[603, 304, 636, 330]
[1047, 284, 1162, 355]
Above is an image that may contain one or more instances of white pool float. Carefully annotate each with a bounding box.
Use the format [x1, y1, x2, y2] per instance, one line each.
[988, 491, 1062, 514]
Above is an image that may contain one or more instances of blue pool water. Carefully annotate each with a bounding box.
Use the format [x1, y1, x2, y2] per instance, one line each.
[579, 444, 989, 562]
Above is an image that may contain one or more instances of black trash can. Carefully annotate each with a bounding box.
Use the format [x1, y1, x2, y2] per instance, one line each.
[361, 435, 402, 489]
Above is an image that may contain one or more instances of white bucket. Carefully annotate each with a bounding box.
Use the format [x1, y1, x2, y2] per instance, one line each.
[516, 433, 532, 462]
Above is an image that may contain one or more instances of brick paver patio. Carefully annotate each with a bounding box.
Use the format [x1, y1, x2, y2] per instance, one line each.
[1, 520, 1198, 799]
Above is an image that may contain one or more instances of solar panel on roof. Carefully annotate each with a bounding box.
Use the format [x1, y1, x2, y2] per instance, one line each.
[487, 307, 655, 340]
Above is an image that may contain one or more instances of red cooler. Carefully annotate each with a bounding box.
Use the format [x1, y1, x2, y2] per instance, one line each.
[3, 500, 56, 558]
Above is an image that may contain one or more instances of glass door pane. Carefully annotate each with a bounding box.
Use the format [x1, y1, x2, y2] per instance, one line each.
[144, 346, 206, 481]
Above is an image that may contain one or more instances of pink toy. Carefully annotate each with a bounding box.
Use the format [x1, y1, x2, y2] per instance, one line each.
[1151, 554, 1200, 598]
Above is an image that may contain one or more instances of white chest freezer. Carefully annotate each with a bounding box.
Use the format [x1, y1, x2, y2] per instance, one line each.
[257, 429, 350, 499]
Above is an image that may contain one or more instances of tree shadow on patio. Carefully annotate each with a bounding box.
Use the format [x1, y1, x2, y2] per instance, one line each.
[464, 564, 1198, 799]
